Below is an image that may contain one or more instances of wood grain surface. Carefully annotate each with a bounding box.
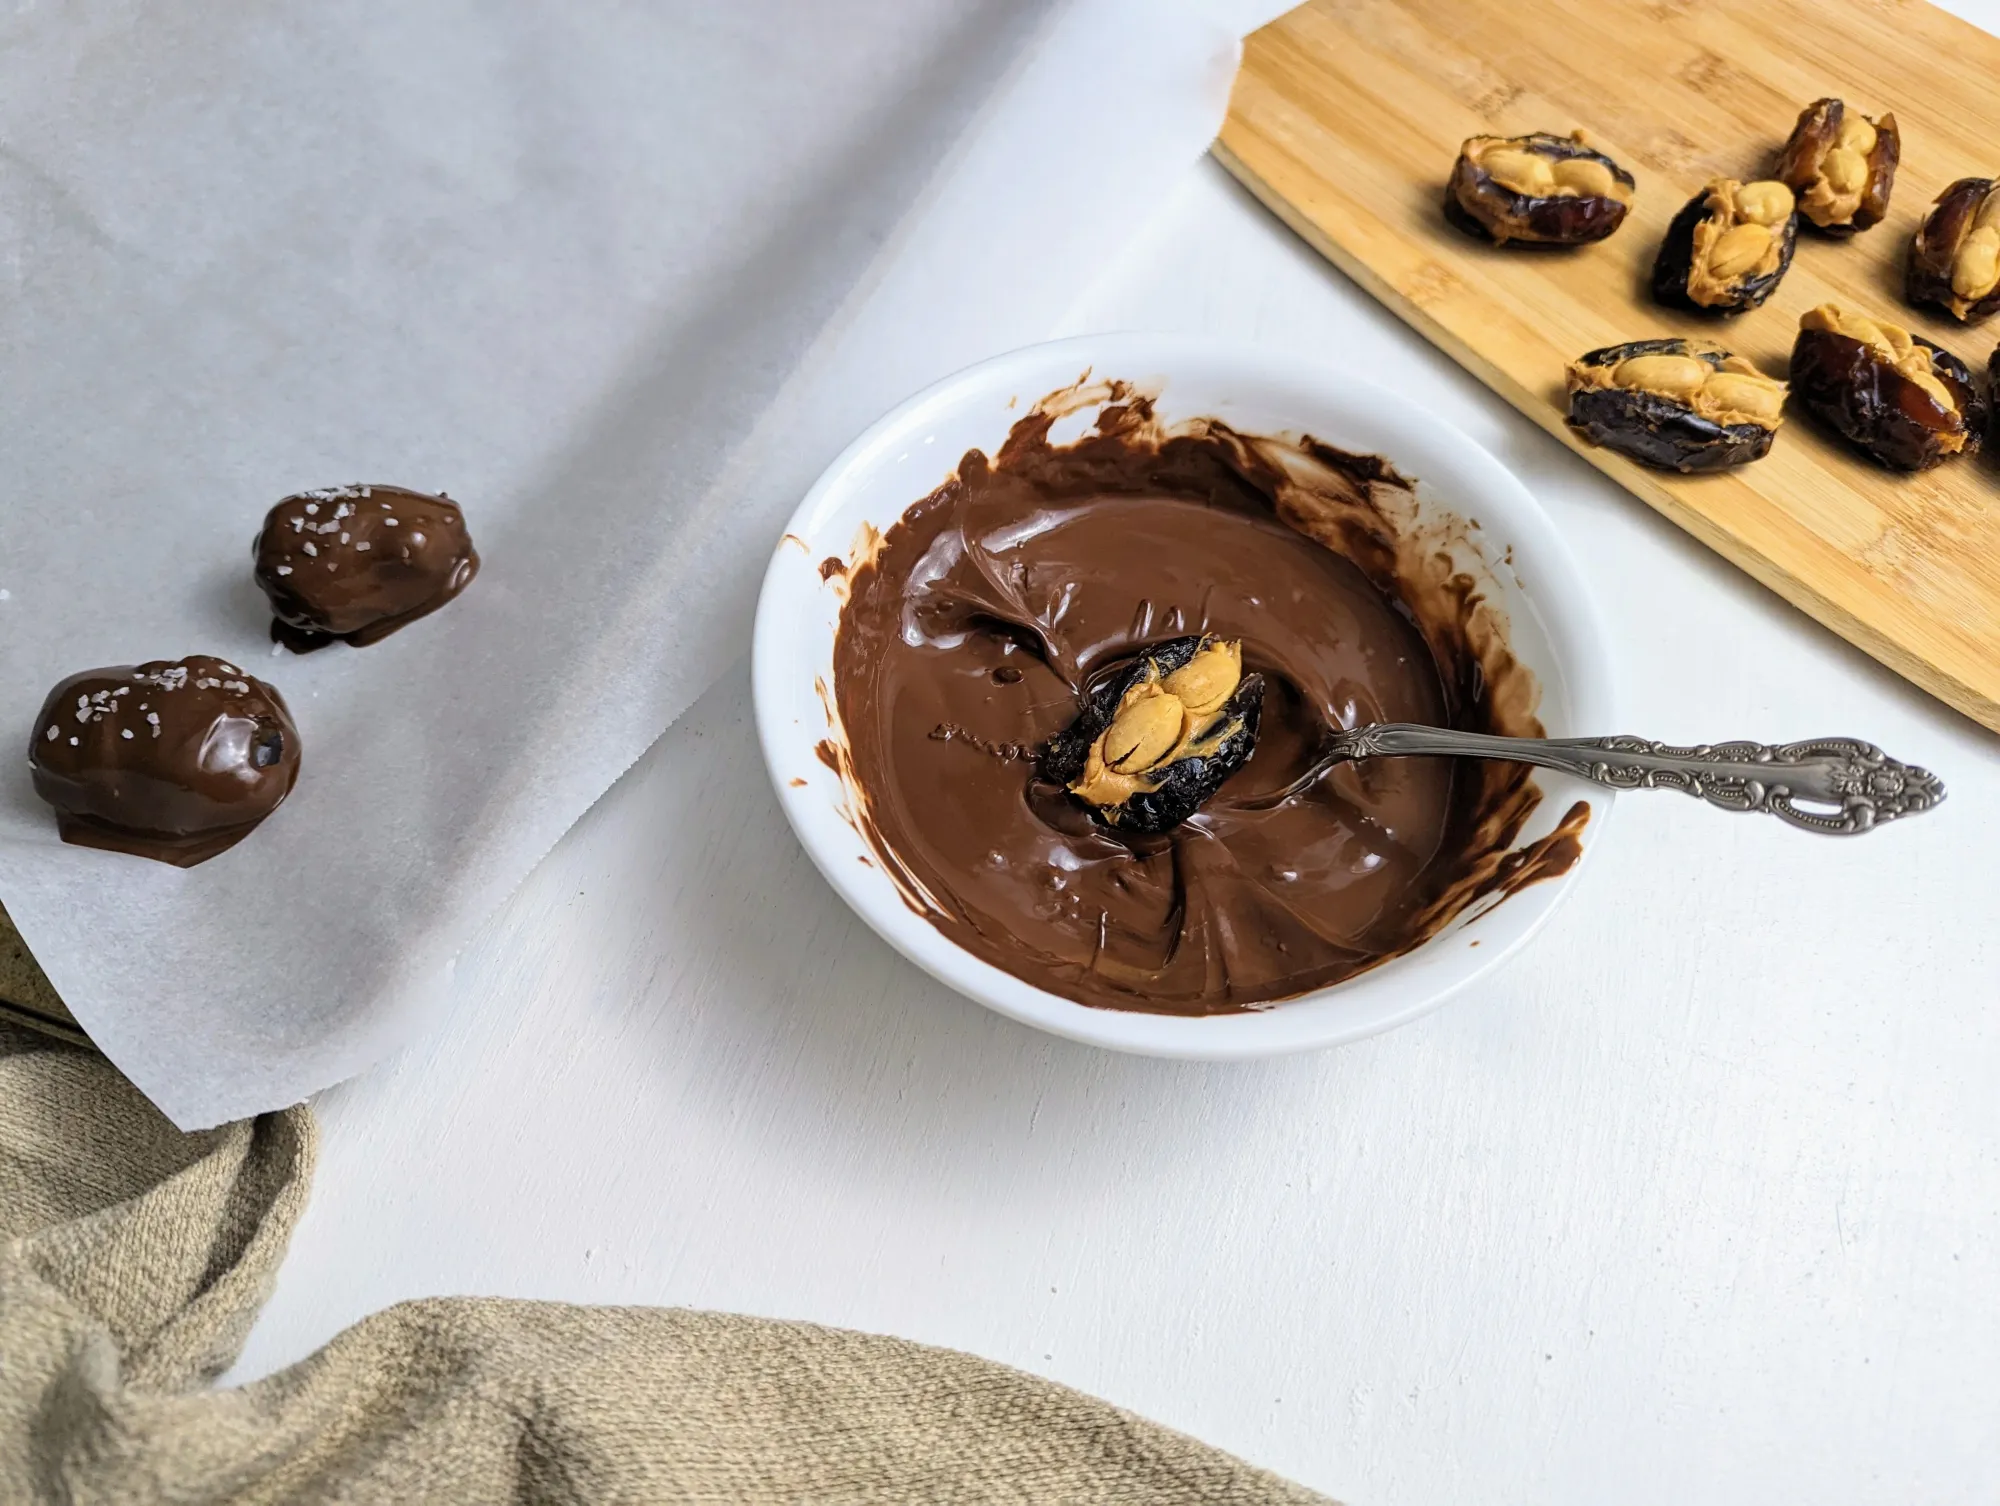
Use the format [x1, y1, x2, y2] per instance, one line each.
[1216, 0, 2000, 732]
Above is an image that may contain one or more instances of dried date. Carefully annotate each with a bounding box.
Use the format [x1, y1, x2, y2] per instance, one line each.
[1906, 177, 2000, 324]
[1652, 178, 1798, 314]
[1039, 637, 1262, 835]
[1445, 131, 1635, 247]
[1565, 337, 1786, 472]
[1789, 304, 1985, 471]
[1774, 98, 1898, 235]
[1991, 344, 2000, 448]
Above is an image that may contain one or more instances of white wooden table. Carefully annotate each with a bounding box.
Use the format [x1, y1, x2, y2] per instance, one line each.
[227, 45, 2000, 1505]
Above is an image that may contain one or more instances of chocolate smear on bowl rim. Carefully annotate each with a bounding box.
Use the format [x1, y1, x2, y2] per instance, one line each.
[823, 378, 1588, 1016]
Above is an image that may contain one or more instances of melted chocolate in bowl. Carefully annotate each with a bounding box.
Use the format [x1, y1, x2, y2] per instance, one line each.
[832, 386, 1580, 1016]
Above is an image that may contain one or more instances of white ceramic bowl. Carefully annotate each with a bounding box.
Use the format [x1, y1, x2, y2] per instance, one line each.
[752, 333, 1615, 1058]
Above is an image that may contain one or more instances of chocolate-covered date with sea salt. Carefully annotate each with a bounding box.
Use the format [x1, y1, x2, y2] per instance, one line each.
[254, 484, 478, 652]
[28, 655, 301, 867]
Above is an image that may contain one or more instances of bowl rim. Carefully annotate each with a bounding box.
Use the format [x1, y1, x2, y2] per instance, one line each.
[751, 330, 1618, 1058]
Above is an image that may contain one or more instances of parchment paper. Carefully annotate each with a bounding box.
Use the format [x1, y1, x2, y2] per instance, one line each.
[0, 0, 1235, 1128]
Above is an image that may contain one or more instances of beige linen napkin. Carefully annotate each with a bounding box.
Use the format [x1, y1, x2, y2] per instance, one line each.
[0, 1010, 1330, 1503]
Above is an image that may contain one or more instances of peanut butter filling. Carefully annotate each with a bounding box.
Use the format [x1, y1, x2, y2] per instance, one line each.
[1797, 111, 1879, 226]
[1566, 346, 1786, 430]
[1468, 134, 1631, 202]
[1684, 179, 1794, 306]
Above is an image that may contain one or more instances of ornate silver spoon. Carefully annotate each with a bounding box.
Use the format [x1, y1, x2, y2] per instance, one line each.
[1264, 726, 1946, 835]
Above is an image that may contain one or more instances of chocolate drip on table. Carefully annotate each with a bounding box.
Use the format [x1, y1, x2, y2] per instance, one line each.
[831, 392, 1576, 1016]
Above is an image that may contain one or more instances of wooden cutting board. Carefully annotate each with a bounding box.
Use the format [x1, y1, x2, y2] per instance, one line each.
[1214, 0, 2000, 733]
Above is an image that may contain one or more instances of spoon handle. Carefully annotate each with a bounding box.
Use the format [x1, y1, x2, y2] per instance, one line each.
[1329, 725, 1947, 835]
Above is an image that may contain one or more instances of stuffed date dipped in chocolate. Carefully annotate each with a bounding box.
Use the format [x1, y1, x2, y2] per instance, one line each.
[1789, 304, 1987, 470]
[1906, 177, 2000, 323]
[255, 484, 478, 652]
[1774, 98, 1898, 235]
[1445, 131, 1635, 247]
[1652, 178, 1798, 313]
[27, 655, 301, 867]
[1565, 338, 1786, 472]
[1039, 636, 1262, 836]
